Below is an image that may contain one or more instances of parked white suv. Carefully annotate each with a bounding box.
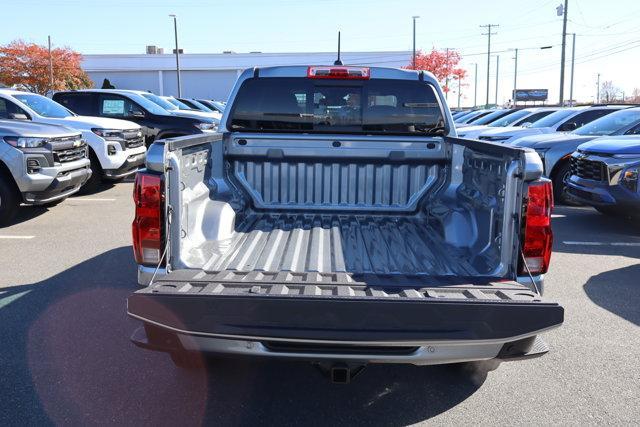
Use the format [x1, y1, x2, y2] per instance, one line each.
[0, 89, 146, 189]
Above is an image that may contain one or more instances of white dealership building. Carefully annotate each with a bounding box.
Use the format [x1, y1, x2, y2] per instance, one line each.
[81, 51, 412, 101]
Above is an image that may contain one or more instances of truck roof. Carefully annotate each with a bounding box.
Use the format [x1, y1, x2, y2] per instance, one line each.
[241, 65, 439, 85]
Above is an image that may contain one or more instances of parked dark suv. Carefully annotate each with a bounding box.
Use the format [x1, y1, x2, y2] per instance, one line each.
[53, 90, 217, 147]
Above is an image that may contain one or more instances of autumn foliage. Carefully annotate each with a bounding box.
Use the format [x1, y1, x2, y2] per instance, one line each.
[0, 40, 92, 95]
[406, 48, 467, 93]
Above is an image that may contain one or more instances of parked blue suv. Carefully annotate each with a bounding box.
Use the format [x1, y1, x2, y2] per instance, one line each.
[566, 136, 640, 217]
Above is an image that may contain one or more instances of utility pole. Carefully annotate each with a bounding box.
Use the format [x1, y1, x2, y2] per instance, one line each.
[48, 36, 54, 92]
[445, 47, 450, 101]
[457, 75, 461, 109]
[495, 55, 500, 106]
[412, 16, 419, 68]
[596, 73, 601, 103]
[569, 33, 576, 106]
[513, 48, 518, 107]
[169, 14, 182, 97]
[480, 24, 498, 108]
[474, 63, 478, 108]
[559, 0, 569, 105]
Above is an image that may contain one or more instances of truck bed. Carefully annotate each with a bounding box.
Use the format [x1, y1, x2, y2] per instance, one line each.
[195, 212, 485, 282]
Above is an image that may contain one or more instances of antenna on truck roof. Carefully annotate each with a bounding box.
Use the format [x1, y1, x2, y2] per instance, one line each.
[334, 31, 343, 65]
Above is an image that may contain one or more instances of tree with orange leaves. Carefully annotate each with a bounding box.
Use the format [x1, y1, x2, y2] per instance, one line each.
[406, 48, 466, 95]
[0, 40, 92, 95]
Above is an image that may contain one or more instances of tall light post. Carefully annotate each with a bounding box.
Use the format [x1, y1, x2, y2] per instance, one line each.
[412, 16, 420, 68]
[558, 0, 569, 105]
[494, 55, 500, 106]
[510, 46, 553, 106]
[473, 63, 478, 108]
[169, 14, 182, 97]
[569, 33, 576, 106]
[512, 48, 518, 106]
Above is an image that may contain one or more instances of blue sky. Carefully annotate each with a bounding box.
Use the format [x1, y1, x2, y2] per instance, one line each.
[3, 0, 640, 105]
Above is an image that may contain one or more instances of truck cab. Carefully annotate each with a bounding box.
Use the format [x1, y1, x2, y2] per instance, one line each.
[0, 120, 91, 224]
[126, 66, 563, 376]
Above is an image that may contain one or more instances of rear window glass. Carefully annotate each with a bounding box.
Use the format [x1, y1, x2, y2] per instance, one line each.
[229, 77, 445, 135]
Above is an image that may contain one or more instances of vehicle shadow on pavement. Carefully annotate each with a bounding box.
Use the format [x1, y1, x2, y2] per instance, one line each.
[0, 246, 489, 426]
[2, 205, 49, 227]
[583, 264, 640, 327]
[550, 206, 640, 257]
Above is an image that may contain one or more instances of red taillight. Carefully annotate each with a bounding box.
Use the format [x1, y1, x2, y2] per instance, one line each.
[520, 179, 554, 275]
[132, 172, 163, 266]
[307, 66, 370, 79]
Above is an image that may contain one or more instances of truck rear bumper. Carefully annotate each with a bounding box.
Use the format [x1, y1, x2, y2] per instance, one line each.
[131, 324, 551, 365]
[127, 278, 563, 364]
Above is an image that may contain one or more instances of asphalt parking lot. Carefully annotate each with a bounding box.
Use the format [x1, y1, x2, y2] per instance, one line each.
[0, 181, 639, 426]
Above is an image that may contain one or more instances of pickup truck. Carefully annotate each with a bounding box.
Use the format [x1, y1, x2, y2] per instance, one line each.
[0, 120, 91, 224]
[127, 66, 563, 380]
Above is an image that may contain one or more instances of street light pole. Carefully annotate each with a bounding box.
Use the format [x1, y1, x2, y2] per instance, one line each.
[48, 35, 54, 92]
[559, 0, 569, 105]
[473, 63, 478, 108]
[569, 33, 576, 106]
[169, 14, 182, 97]
[412, 16, 419, 68]
[457, 75, 461, 109]
[495, 55, 500, 106]
[596, 73, 601, 103]
[513, 48, 518, 107]
[445, 47, 450, 101]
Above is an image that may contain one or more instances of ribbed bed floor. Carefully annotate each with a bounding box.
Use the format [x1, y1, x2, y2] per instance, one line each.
[201, 213, 478, 277]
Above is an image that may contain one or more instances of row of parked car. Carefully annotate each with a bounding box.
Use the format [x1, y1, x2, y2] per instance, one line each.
[0, 88, 226, 225]
[452, 106, 640, 217]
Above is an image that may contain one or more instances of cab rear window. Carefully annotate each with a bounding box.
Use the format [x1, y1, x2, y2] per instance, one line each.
[229, 77, 445, 135]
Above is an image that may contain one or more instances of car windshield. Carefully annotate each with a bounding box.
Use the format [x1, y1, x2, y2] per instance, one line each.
[167, 98, 194, 110]
[212, 101, 226, 112]
[574, 109, 640, 136]
[126, 93, 170, 115]
[13, 93, 73, 118]
[455, 111, 482, 123]
[488, 109, 531, 127]
[471, 109, 514, 125]
[229, 77, 445, 135]
[142, 93, 178, 111]
[188, 99, 214, 112]
[530, 109, 577, 128]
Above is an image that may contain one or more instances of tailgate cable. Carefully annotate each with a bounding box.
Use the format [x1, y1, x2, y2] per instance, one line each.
[148, 244, 168, 287]
[519, 249, 541, 295]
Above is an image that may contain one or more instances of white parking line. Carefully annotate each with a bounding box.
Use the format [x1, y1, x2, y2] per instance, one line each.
[71, 198, 116, 202]
[0, 235, 35, 239]
[563, 241, 640, 246]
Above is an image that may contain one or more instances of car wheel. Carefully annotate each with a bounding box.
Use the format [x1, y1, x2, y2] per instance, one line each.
[553, 162, 580, 206]
[0, 176, 20, 227]
[79, 151, 104, 194]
